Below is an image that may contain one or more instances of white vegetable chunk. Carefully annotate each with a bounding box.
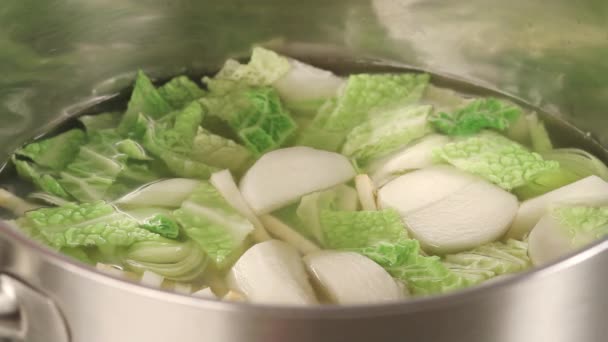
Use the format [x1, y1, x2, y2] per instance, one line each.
[355, 174, 378, 211]
[240, 147, 356, 214]
[528, 214, 577, 266]
[174, 283, 193, 295]
[259, 215, 321, 255]
[506, 176, 608, 239]
[227, 240, 318, 305]
[274, 58, 345, 102]
[0, 188, 39, 215]
[116, 178, 200, 208]
[192, 288, 216, 299]
[140, 271, 164, 288]
[304, 251, 405, 304]
[378, 166, 477, 215]
[404, 179, 518, 254]
[368, 134, 451, 186]
[210, 170, 271, 242]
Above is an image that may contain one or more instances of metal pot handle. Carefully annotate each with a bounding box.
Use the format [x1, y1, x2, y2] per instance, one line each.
[0, 274, 69, 342]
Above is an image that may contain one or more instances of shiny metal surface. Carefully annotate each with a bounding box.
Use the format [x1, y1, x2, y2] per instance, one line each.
[0, 1, 607, 341]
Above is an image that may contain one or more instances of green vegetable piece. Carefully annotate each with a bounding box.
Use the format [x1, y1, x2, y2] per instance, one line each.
[125, 239, 208, 281]
[13, 158, 71, 199]
[342, 105, 432, 165]
[301, 73, 429, 151]
[118, 70, 172, 137]
[61, 247, 93, 264]
[79, 112, 122, 131]
[191, 128, 252, 172]
[157, 76, 206, 109]
[428, 98, 522, 136]
[527, 113, 553, 152]
[202, 86, 297, 155]
[514, 148, 608, 200]
[15, 129, 86, 171]
[140, 214, 180, 239]
[22, 201, 161, 249]
[213, 47, 290, 86]
[142, 103, 219, 179]
[116, 139, 151, 161]
[434, 131, 559, 190]
[174, 182, 254, 269]
[444, 239, 531, 284]
[552, 206, 608, 245]
[358, 240, 467, 295]
[320, 209, 408, 249]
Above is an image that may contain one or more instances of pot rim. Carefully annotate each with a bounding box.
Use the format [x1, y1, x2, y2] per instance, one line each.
[1, 220, 606, 318]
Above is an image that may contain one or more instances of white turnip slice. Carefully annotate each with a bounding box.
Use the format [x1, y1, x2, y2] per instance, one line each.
[377, 165, 477, 215]
[226, 240, 318, 305]
[116, 178, 200, 208]
[274, 58, 345, 103]
[239, 147, 356, 214]
[368, 134, 450, 186]
[506, 176, 608, 239]
[404, 179, 518, 254]
[304, 251, 405, 304]
[210, 169, 271, 242]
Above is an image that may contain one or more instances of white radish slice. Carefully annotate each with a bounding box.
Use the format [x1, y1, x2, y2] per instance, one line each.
[210, 170, 271, 242]
[368, 134, 451, 186]
[506, 176, 608, 239]
[274, 58, 345, 102]
[303, 251, 405, 304]
[140, 271, 164, 288]
[116, 178, 200, 208]
[174, 283, 193, 294]
[227, 240, 318, 305]
[404, 180, 518, 254]
[355, 174, 378, 210]
[192, 288, 216, 299]
[378, 166, 477, 215]
[258, 215, 321, 255]
[222, 290, 246, 302]
[528, 214, 576, 266]
[239, 147, 356, 214]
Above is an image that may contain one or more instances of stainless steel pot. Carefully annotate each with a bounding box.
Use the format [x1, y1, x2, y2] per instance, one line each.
[1, 1, 607, 341]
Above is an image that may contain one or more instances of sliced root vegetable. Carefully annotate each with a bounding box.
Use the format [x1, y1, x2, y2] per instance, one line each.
[116, 178, 200, 208]
[355, 174, 378, 211]
[227, 240, 318, 305]
[506, 176, 608, 239]
[0, 189, 40, 215]
[378, 166, 477, 215]
[528, 207, 608, 266]
[404, 179, 518, 254]
[210, 169, 271, 242]
[140, 271, 164, 288]
[222, 290, 246, 302]
[303, 251, 405, 304]
[174, 282, 193, 294]
[259, 215, 321, 255]
[239, 147, 356, 214]
[192, 287, 216, 299]
[368, 134, 451, 186]
[274, 58, 345, 103]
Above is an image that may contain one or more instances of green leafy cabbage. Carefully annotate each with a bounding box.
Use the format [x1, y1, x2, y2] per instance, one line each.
[15, 129, 85, 171]
[174, 182, 254, 269]
[428, 98, 521, 136]
[434, 131, 559, 190]
[157, 76, 206, 109]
